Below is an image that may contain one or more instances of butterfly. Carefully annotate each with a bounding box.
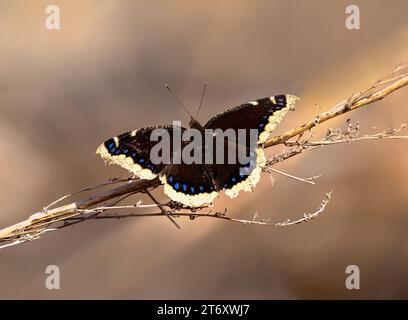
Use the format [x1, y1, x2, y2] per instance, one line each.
[96, 94, 299, 207]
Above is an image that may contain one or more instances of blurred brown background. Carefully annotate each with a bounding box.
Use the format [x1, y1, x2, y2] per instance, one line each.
[0, 0, 407, 299]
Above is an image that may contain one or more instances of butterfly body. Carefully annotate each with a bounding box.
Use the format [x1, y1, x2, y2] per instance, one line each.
[188, 117, 205, 131]
[96, 94, 299, 207]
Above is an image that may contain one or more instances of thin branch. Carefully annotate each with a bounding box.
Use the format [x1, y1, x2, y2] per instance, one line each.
[265, 167, 321, 185]
[69, 191, 332, 228]
[144, 188, 181, 229]
[264, 64, 408, 148]
[285, 122, 408, 147]
[273, 191, 332, 226]
[266, 121, 408, 168]
[44, 177, 133, 211]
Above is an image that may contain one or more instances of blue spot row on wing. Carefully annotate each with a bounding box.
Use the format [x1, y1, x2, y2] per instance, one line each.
[274, 95, 286, 107]
[257, 97, 287, 133]
[166, 175, 214, 195]
[222, 169, 250, 190]
[168, 167, 255, 193]
[105, 139, 117, 153]
[104, 138, 161, 173]
[258, 112, 274, 133]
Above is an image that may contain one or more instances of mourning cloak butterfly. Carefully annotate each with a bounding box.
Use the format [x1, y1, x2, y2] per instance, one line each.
[96, 94, 299, 207]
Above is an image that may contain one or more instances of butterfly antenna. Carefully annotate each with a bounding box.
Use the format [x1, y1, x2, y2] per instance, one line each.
[195, 82, 207, 120]
[165, 84, 193, 118]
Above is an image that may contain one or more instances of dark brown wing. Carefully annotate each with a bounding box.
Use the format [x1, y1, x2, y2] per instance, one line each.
[160, 163, 218, 207]
[204, 94, 299, 144]
[96, 125, 186, 180]
[205, 94, 299, 197]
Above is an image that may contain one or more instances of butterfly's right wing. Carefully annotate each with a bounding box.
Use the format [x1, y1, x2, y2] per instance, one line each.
[96, 125, 185, 180]
[97, 125, 219, 207]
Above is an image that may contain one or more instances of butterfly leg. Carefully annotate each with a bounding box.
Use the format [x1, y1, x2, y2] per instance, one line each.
[144, 188, 181, 229]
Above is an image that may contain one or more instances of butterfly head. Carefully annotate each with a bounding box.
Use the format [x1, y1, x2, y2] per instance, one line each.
[189, 116, 204, 130]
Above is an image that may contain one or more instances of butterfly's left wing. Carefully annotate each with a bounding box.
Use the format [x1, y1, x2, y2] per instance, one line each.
[204, 94, 299, 198]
